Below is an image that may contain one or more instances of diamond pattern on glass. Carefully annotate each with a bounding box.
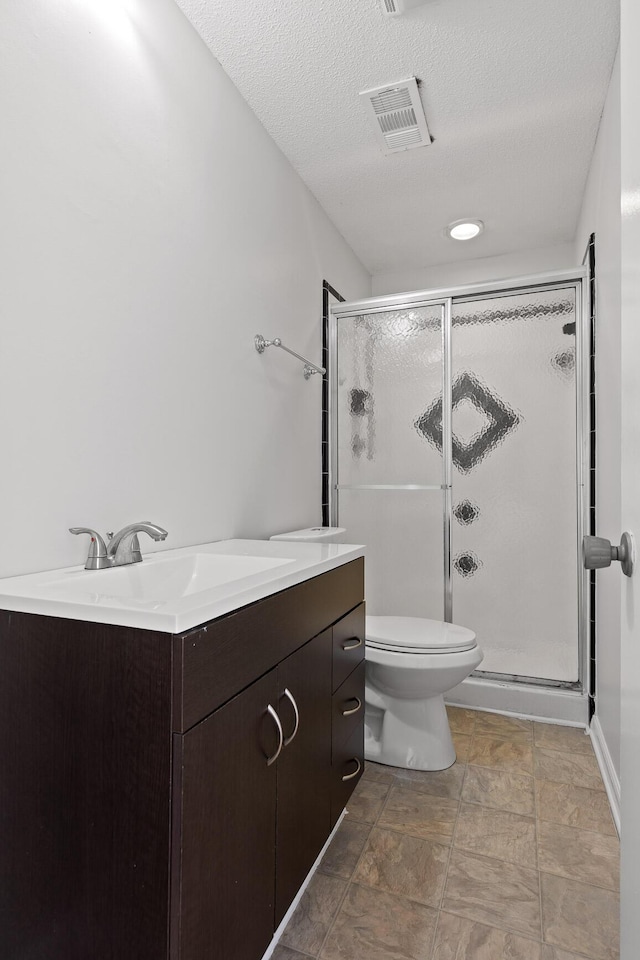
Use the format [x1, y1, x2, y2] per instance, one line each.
[415, 371, 521, 473]
[551, 349, 575, 380]
[453, 500, 480, 526]
[454, 551, 482, 577]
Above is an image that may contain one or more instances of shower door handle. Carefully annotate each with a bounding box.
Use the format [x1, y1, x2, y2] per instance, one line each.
[583, 533, 634, 577]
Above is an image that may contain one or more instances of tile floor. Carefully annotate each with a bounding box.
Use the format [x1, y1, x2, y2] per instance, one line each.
[274, 708, 619, 960]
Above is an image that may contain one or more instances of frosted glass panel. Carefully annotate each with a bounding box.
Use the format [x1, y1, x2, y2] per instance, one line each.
[337, 307, 444, 485]
[338, 489, 444, 619]
[450, 288, 578, 681]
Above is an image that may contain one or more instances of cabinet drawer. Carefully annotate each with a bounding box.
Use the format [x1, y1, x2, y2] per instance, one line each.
[330, 722, 364, 827]
[332, 660, 365, 754]
[332, 603, 365, 693]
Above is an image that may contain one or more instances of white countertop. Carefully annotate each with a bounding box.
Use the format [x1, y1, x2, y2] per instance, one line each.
[0, 539, 365, 634]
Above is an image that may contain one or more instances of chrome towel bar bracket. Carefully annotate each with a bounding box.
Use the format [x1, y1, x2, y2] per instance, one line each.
[255, 333, 325, 379]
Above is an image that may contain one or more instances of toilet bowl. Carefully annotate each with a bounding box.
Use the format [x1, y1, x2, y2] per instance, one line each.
[268, 528, 482, 772]
[365, 616, 482, 771]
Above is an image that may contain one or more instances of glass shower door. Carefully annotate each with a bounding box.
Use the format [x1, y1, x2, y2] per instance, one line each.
[449, 287, 579, 682]
[334, 304, 447, 619]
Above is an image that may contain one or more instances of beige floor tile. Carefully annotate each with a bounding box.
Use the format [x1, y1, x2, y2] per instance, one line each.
[442, 849, 541, 939]
[447, 705, 477, 735]
[362, 761, 395, 784]
[541, 946, 593, 960]
[319, 819, 371, 880]
[280, 873, 347, 956]
[463, 765, 536, 816]
[432, 911, 542, 959]
[378, 784, 459, 843]
[345, 779, 390, 824]
[354, 826, 449, 908]
[537, 821, 619, 891]
[469, 736, 534, 776]
[320, 882, 439, 960]
[541, 873, 619, 960]
[534, 749, 604, 791]
[534, 722, 594, 756]
[453, 731, 472, 762]
[393, 762, 466, 799]
[455, 802, 537, 869]
[536, 779, 616, 836]
[474, 712, 534, 743]
[272, 947, 313, 960]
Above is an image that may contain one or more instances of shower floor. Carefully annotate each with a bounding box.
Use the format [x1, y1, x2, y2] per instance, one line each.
[273, 708, 618, 960]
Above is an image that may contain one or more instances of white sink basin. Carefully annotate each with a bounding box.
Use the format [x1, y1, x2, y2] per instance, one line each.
[44, 552, 293, 604]
[0, 539, 364, 633]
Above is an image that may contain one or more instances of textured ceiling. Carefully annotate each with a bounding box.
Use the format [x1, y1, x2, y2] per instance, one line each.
[175, 0, 619, 275]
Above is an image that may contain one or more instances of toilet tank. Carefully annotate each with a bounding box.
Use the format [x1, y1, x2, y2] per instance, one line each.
[269, 526, 347, 543]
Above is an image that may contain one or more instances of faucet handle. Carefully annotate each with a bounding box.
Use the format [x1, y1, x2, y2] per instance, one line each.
[69, 527, 111, 570]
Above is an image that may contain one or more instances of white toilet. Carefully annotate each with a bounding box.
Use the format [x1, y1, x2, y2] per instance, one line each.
[365, 616, 482, 770]
[269, 527, 483, 771]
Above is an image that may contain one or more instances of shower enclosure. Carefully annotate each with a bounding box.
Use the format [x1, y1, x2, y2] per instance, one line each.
[328, 272, 588, 706]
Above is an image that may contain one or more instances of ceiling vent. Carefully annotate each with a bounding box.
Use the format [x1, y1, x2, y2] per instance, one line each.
[379, 0, 430, 15]
[359, 78, 431, 154]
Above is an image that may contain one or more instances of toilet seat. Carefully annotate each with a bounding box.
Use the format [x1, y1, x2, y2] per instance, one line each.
[366, 616, 477, 655]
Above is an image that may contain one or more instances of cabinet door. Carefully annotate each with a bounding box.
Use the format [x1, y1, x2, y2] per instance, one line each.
[275, 630, 332, 924]
[172, 670, 279, 960]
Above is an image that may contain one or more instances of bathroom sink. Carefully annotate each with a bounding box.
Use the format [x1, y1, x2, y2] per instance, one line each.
[0, 539, 364, 633]
[43, 552, 293, 603]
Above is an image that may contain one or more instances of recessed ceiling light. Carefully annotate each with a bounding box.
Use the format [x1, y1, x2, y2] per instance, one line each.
[447, 219, 484, 240]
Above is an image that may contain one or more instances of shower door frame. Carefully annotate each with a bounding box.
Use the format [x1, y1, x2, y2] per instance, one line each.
[329, 268, 590, 693]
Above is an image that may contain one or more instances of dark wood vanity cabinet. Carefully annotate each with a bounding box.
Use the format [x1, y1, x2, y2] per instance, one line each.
[0, 558, 364, 960]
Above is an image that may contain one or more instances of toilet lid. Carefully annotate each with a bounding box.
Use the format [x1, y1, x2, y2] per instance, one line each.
[366, 616, 477, 654]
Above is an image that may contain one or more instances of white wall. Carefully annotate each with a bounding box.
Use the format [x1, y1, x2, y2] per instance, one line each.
[371, 243, 575, 296]
[575, 52, 622, 780]
[0, 0, 369, 578]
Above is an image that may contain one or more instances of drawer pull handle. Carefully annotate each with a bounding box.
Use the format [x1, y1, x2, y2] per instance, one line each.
[265, 704, 284, 766]
[341, 758, 362, 781]
[342, 636, 363, 651]
[342, 697, 362, 717]
[282, 688, 300, 746]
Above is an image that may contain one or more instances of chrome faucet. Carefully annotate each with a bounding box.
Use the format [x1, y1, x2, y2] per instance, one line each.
[70, 522, 168, 570]
[106, 522, 168, 566]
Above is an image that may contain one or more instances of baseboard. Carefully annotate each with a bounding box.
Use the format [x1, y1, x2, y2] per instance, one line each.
[260, 810, 346, 960]
[589, 714, 621, 836]
[446, 676, 589, 725]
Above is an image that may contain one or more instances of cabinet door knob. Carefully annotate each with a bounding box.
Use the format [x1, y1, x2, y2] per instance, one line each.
[342, 697, 362, 717]
[282, 688, 300, 746]
[342, 636, 363, 651]
[265, 704, 284, 766]
[341, 757, 362, 782]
